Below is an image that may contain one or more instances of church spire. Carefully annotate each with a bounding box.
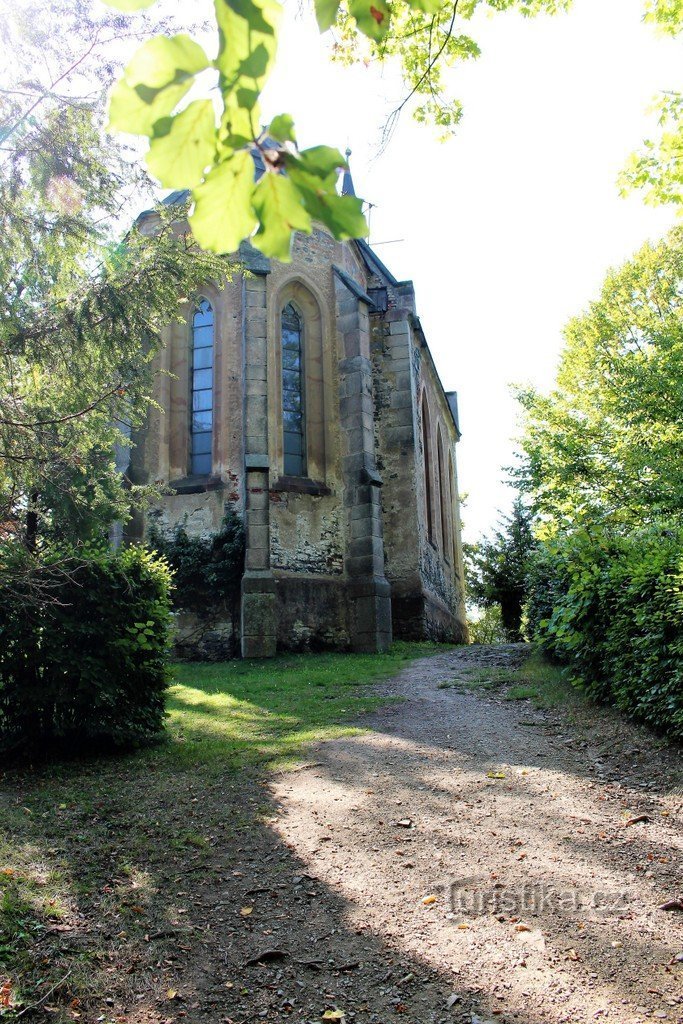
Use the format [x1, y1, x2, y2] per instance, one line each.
[341, 146, 356, 197]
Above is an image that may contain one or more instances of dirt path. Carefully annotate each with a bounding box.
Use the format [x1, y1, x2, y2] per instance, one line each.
[259, 644, 683, 1024]
[15, 644, 681, 1024]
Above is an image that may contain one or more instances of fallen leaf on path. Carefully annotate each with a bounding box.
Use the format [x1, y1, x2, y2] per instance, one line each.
[244, 949, 288, 966]
[658, 898, 683, 912]
[321, 1011, 345, 1022]
[422, 894, 437, 905]
[240, 906, 253, 917]
[487, 772, 506, 779]
[166, 990, 178, 1000]
[624, 814, 650, 827]
[515, 924, 531, 932]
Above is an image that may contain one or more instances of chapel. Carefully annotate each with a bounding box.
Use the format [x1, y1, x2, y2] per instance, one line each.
[129, 159, 468, 657]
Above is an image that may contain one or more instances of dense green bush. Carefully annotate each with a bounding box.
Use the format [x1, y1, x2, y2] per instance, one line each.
[148, 509, 244, 614]
[0, 544, 172, 756]
[527, 526, 683, 740]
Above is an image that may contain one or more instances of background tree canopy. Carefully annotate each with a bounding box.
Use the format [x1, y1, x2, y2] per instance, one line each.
[514, 226, 683, 533]
[516, 224, 683, 740]
[0, 0, 227, 593]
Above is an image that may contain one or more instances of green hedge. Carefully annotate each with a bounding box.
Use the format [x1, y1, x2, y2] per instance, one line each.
[0, 544, 172, 756]
[527, 526, 683, 741]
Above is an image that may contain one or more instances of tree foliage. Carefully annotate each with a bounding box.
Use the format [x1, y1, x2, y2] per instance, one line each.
[518, 222, 683, 740]
[466, 496, 536, 641]
[515, 227, 683, 532]
[0, 0, 228, 591]
[620, 1, 683, 208]
[103, 0, 683, 263]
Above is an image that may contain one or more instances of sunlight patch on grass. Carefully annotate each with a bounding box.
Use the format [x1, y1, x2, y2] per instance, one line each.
[163, 642, 446, 770]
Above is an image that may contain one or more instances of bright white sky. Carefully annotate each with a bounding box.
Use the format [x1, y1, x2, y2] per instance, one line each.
[260, 0, 681, 541]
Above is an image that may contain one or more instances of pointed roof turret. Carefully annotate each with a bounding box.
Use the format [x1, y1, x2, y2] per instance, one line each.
[341, 147, 356, 197]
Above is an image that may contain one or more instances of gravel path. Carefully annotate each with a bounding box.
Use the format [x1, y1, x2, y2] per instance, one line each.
[262, 644, 683, 1024]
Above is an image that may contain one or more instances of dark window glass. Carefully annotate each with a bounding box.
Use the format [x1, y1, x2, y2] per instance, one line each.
[192, 431, 212, 455]
[192, 411, 212, 432]
[193, 388, 213, 412]
[281, 303, 305, 476]
[191, 299, 213, 475]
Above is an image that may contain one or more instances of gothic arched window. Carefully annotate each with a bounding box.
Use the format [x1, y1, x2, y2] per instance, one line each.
[281, 303, 306, 477]
[437, 427, 451, 561]
[190, 298, 214, 475]
[448, 453, 458, 568]
[421, 394, 434, 543]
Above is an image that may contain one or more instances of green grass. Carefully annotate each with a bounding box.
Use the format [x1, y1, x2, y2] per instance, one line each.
[164, 640, 445, 771]
[436, 650, 581, 710]
[503, 649, 580, 709]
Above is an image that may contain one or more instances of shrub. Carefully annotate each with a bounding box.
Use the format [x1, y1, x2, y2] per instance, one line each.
[0, 543, 172, 756]
[527, 525, 683, 740]
[148, 509, 244, 614]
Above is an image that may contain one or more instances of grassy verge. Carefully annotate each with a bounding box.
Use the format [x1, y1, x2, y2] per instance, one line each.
[437, 648, 583, 711]
[0, 641, 444, 1020]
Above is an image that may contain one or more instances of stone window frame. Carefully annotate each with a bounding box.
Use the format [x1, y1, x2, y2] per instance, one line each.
[168, 284, 223, 483]
[448, 450, 458, 570]
[269, 277, 329, 488]
[420, 391, 436, 547]
[436, 424, 452, 564]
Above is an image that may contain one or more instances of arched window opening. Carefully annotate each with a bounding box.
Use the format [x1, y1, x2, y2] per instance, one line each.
[191, 298, 214, 475]
[281, 302, 306, 476]
[448, 453, 458, 568]
[437, 429, 451, 561]
[421, 395, 434, 543]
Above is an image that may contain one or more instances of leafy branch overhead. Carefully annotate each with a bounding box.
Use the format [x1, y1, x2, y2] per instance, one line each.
[105, 0, 574, 260]
[107, 0, 683, 259]
[106, 0, 372, 260]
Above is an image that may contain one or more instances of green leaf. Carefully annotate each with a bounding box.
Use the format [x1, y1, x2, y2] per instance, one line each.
[294, 145, 347, 180]
[109, 35, 210, 137]
[348, 0, 391, 41]
[268, 113, 296, 143]
[109, 78, 195, 135]
[125, 35, 209, 91]
[103, 0, 157, 8]
[147, 100, 217, 188]
[189, 151, 257, 254]
[286, 159, 368, 241]
[314, 0, 341, 31]
[214, 0, 280, 97]
[405, 0, 444, 12]
[214, 0, 280, 146]
[251, 173, 312, 260]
